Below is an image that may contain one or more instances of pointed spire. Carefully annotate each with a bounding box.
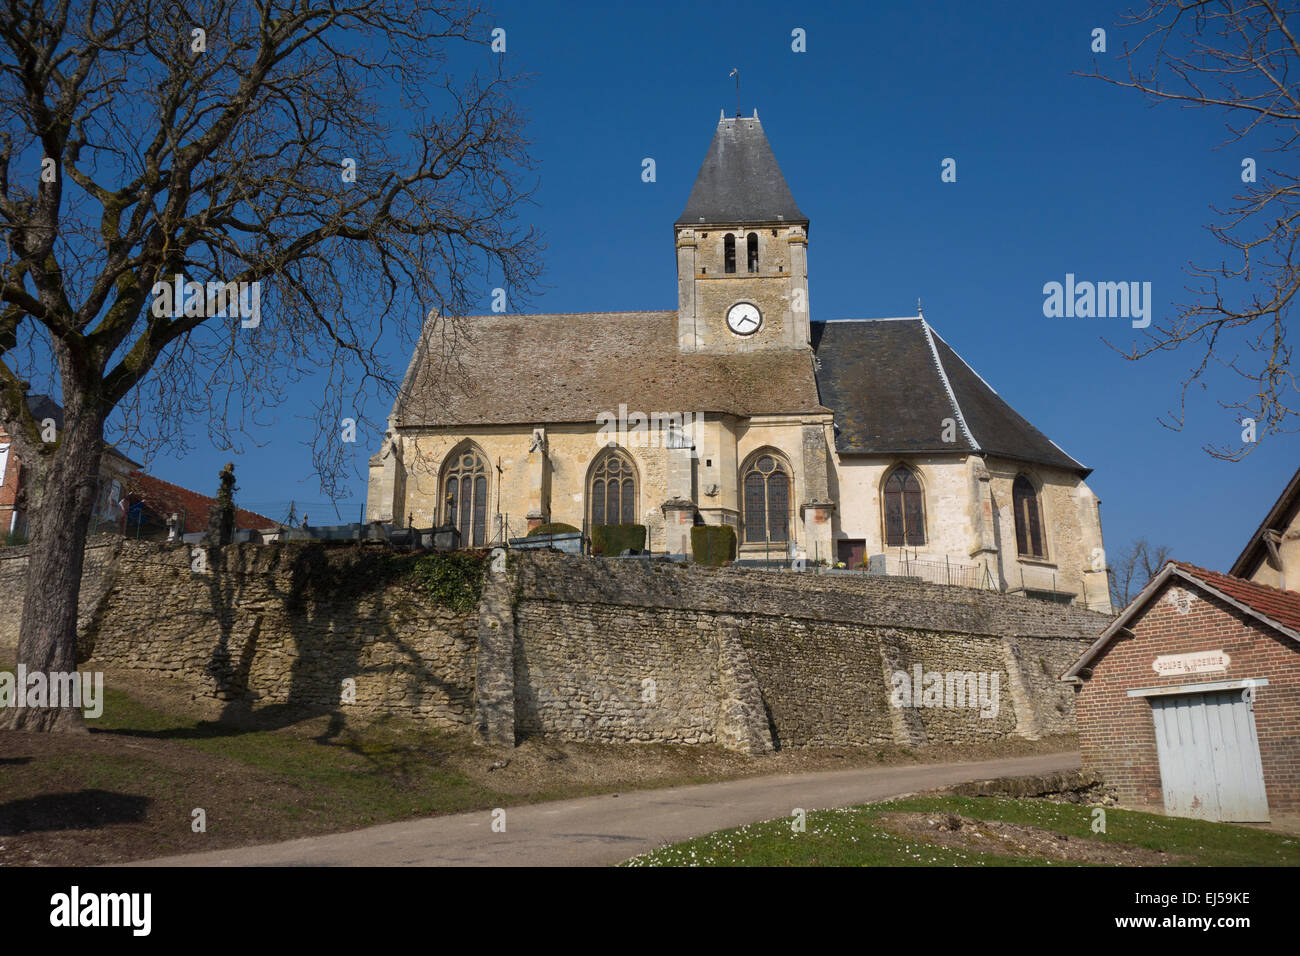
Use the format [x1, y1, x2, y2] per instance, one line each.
[675, 113, 807, 226]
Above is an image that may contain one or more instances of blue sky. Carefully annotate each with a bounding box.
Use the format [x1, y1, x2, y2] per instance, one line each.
[136, 0, 1295, 572]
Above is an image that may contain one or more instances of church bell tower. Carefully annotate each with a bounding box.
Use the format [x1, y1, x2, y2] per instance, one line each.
[674, 110, 811, 354]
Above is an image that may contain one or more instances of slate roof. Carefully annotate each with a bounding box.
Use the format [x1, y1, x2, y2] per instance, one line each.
[25, 394, 63, 430]
[675, 114, 808, 226]
[810, 318, 1089, 475]
[394, 311, 827, 427]
[1229, 466, 1300, 578]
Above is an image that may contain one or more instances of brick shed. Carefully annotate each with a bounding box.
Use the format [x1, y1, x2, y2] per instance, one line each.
[1063, 561, 1300, 823]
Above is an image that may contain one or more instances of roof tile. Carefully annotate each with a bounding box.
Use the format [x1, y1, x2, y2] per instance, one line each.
[396, 311, 826, 426]
[1171, 560, 1300, 633]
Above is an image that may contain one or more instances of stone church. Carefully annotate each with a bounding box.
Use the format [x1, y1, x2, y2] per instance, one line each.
[368, 110, 1111, 611]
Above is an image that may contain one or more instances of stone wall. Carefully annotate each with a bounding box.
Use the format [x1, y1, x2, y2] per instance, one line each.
[0, 535, 119, 656]
[507, 554, 1111, 750]
[5, 539, 478, 725]
[0, 542, 1112, 750]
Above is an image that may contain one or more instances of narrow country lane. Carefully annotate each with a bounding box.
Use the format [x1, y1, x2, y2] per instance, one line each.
[131, 751, 1081, 867]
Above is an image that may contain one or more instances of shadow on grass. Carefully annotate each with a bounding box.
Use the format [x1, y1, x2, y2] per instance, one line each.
[95, 701, 340, 742]
[0, 789, 150, 835]
[93, 699, 464, 784]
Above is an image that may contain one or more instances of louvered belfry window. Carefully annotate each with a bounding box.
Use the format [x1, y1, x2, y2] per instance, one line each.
[743, 454, 790, 544]
[883, 466, 925, 547]
[443, 449, 488, 547]
[724, 233, 736, 274]
[590, 450, 636, 527]
[747, 232, 759, 273]
[1013, 475, 1045, 558]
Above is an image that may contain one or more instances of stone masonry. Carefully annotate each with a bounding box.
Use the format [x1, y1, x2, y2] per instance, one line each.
[0, 542, 1112, 751]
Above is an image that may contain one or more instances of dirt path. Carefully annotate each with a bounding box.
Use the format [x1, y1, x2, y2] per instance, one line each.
[132, 751, 1081, 867]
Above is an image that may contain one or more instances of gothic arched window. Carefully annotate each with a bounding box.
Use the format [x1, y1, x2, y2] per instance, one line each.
[589, 449, 637, 527]
[1013, 475, 1046, 558]
[746, 232, 759, 273]
[442, 446, 489, 547]
[883, 465, 925, 547]
[724, 233, 736, 274]
[742, 451, 791, 544]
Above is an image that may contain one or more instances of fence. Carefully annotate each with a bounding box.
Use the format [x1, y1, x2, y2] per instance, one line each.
[885, 552, 994, 589]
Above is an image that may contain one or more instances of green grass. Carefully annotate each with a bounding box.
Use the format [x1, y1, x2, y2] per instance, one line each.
[88, 687, 495, 829]
[623, 796, 1300, 867]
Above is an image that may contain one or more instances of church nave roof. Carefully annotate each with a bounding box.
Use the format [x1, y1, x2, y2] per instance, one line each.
[810, 317, 1089, 475]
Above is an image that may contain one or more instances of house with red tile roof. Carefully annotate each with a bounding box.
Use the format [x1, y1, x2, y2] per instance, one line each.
[122, 471, 276, 539]
[1, 394, 142, 541]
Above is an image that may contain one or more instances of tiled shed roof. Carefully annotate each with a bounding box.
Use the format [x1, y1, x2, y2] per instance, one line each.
[1171, 561, 1300, 634]
[1062, 560, 1300, 679]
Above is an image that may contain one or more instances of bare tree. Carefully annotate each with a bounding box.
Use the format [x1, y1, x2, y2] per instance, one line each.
[1081, 0, 1299, 459]
[0, 0, 542, 730]
[1109, 537, 1174, 608]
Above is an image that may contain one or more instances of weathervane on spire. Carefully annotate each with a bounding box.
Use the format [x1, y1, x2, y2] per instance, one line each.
[730, 68, 740, 117]
[917, 297, 924, 317]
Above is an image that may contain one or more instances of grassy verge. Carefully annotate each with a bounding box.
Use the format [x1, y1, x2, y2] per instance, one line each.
[623, 796, 1300, 866]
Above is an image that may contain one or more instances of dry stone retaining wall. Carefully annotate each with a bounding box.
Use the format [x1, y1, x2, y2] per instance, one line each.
[0, 543, 1112, 750]
[508, 555, 1109, 750]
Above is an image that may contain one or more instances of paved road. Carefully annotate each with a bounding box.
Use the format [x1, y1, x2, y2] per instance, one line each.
[134, 751, 1080, 867]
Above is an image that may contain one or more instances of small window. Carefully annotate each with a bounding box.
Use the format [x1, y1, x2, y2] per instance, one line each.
[1013, 475, 1046, 558]
[724, 233, 736, 274]
[747, 233, 759, 273]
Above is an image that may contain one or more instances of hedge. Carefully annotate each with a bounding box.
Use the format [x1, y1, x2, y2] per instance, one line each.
[527, 522, 580, 537]
[691, 525, 736, 566]
[592, 523, 646, 556]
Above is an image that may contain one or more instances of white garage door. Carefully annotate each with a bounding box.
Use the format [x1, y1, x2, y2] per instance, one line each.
[1150, 689, 1269, 822]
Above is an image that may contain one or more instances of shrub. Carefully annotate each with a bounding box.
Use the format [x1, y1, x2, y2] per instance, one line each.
[527, 522, 579, 537]
[407, 551, 489, 612]
[592, 523, 646, 556]
[691, 525, 736, 566]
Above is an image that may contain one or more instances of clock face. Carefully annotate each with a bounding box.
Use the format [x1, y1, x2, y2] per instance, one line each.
[726, 302, 762, 336]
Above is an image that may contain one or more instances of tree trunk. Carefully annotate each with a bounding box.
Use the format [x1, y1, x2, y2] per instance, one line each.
[2, 409, 105, 733]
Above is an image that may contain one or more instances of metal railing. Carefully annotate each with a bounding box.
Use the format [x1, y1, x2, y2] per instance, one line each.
[872, 551, 995, 589]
